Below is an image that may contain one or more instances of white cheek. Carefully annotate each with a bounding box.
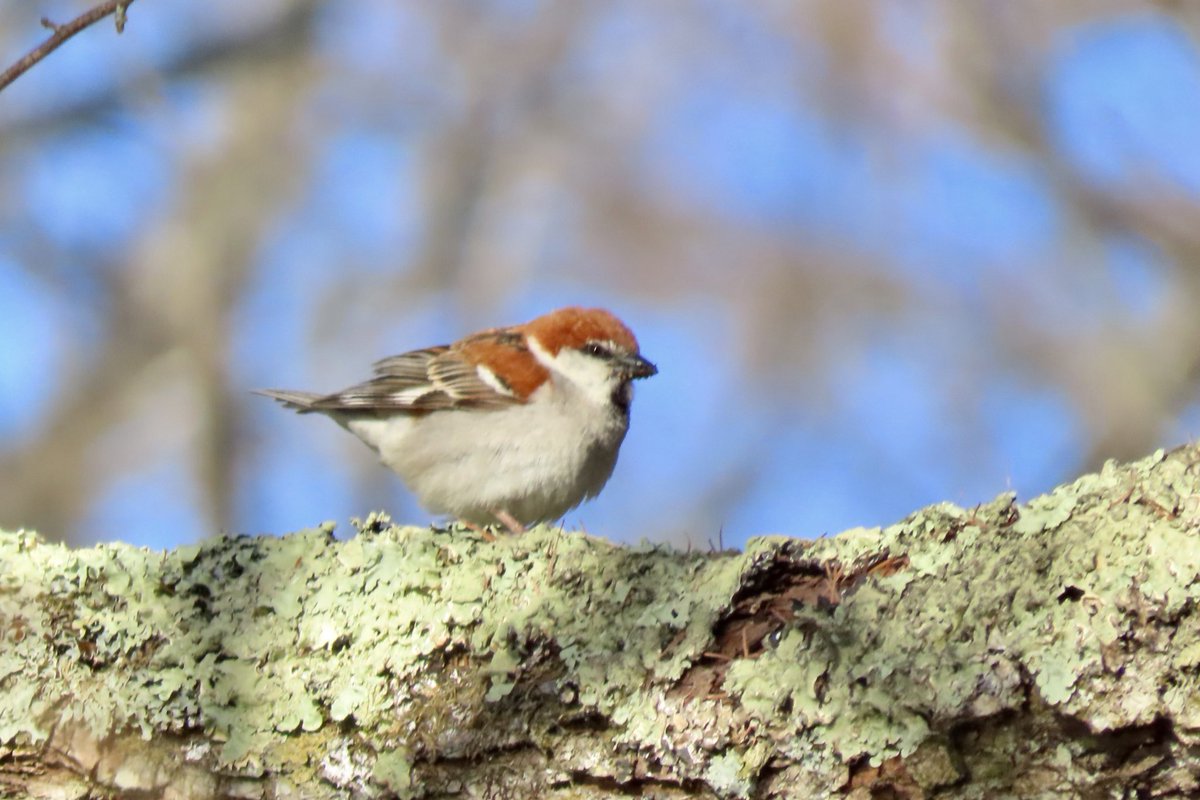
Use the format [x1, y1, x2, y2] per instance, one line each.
[529, 339, 618, 406]
[554, 351, 617, 405]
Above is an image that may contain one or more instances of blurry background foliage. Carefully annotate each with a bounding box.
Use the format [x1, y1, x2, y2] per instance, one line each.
[2, 0, 1199, 550]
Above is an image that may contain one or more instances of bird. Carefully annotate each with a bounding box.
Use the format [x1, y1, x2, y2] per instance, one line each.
[255, 306, 657, 531]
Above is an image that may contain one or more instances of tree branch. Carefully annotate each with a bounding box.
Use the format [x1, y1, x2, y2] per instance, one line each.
[0, 1, 136, 93]
[2, 445, 1200, 797]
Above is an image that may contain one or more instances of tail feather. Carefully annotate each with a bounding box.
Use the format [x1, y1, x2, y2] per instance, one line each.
[253, 388, 325, 412]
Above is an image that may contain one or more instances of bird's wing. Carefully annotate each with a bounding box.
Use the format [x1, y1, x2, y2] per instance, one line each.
[296, 334, 529, 414]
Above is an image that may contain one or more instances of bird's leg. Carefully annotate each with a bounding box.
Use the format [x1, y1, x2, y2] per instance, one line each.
[493, 509, 527, 535]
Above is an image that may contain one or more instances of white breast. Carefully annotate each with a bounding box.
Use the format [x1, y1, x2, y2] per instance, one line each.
[339, 383, 629, 525]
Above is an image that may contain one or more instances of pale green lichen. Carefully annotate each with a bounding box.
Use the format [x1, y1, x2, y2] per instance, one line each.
[371, 747, 413, 796]
[705, 749, 752, 798]
[1, 445, 1199, 797]
[0, 516, 741, 791]
[721, 445, 1200, 785]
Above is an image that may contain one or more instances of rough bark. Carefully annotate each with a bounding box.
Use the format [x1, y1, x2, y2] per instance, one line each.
[3, 445, 1200, 799]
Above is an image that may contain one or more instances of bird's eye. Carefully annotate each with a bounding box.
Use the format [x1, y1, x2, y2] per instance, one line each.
[585, 343, 610, 358]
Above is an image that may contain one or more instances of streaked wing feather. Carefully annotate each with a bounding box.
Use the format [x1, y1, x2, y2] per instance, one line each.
[427, 351, 515, 406]
[371, 347, 448, 381]
[302, 340, 519, 413]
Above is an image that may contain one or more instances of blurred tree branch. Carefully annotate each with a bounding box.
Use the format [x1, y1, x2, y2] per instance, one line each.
[0, 2, 318, 144]
[0, 0, 137, 93]
[0, 32, 318, 544]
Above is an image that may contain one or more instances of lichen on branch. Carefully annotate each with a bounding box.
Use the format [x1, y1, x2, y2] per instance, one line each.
[3, 445, 1200, 798]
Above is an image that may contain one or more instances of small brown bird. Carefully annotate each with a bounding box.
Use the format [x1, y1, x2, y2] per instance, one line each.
[257, 307, 657, 529]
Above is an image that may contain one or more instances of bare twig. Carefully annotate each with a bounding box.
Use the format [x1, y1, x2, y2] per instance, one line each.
[0, 1, 136, 93]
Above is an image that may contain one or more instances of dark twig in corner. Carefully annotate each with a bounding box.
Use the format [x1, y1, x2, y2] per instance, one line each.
[0, 0, 136, 93]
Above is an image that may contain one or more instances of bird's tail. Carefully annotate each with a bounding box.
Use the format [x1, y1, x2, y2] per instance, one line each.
[252, 388, 325, 412]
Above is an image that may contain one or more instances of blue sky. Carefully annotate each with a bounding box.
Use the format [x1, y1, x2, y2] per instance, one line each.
[2, 6, 1198, 550]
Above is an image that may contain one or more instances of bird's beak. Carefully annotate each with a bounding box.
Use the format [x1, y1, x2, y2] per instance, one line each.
[616, 353, 658, 380]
